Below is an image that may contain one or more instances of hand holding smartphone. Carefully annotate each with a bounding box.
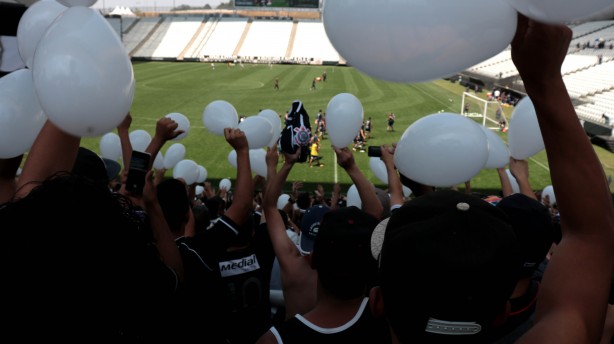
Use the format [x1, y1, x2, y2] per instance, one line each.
[125, 150, 151, 195]
[367, 146, 382, 157]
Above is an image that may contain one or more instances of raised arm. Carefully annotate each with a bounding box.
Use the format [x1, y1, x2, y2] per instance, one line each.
[117, 112, 133, 172]
[222, 128, 253, 226]
[16, 120, 80, 199]
[334, 146, 383, 219]
[262, 145, 302, 260]
[146, 116, 182, 170]
[513, 14, 614, 344]
[380, 143, 404, 208]
[497, 167, 514, 197]
[508, 157, 537, 200]
[141, 169, 184, 284]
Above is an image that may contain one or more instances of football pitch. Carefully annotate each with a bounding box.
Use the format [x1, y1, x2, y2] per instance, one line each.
[80, 62, 614, 195]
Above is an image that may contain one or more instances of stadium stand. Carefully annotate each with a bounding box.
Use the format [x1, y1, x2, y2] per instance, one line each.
[237, 19, 294, 64]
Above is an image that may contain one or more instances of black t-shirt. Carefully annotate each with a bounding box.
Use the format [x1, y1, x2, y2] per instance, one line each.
[184, 217, 275, 343]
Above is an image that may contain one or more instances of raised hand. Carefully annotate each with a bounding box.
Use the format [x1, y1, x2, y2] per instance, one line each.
[224, 128, 249, 153]
[511, 13, 572, 85]
[333, 146, 355, 170]
[154, 117, 183, 142]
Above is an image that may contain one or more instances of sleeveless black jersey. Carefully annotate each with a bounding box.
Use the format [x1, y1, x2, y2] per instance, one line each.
[270, 298, 391, 343]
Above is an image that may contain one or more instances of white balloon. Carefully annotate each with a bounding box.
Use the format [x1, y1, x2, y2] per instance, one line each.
[480, 125, 510, 169]
[173, 159, 199, 185]
[202, 100, 238, 136]
[575, 4, 614, 22]
[369, 157, 388, 185]
[99, 132, 121, 161]
[258, 109, 282, 148]
[238, 116, 274, 149]
[153, 151, 164, 170]
[325, 93, 364, 148]
[402, 185, 413, 198]
[197, 165, 208, 183]
[57, 0, 97, 7]
[17, 0, 67, 69]
[0, 69, 47, 159]
[227, 150, 238, 168]
[163, 143, 186, 169]
[195, 185, 204, 196]
[249, 148, 268, 178]
[346, 184, 362, 209]
[219, 178, 232, 191]
[508, 97, 544, 160]
[323, 0, 516, 83]
[129, 130, 151, 152]
[394, 113, 489, 187]
[504, 0, 614, 23]
[32, 6, 134, 137]
[277, 194, 290, 210]
[542, 185, 556, 206]
[165, 112, 190, 140]
[506, 169, 520, 194]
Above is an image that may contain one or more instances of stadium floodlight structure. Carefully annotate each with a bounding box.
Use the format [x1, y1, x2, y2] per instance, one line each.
[460, 92, 507, 130]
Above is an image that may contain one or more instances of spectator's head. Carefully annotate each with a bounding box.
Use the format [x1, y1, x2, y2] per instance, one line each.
[375, 187, 391, 218]
[371, 190, 521, 343]
[102, 158, 122, 191]
[156, 178, 190, 234]
[296, 191, 312, 211]
[312, 206, 380, 300]
[496, 193, 554, 278]
[204, 195, 225, 220]
[192, 203, 211, 234]
[72, 147, 109, 187]
[0, 173, 166, 339]
[299, 204, 331, 255]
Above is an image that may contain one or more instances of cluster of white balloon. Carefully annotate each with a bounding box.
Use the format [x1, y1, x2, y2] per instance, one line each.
[202, 93, 369, 183]
[99, 109, 208, 185]
[1, 0, 133, 158]
[320, 0, 611, 191]
[389, 98, 548, 188]
[202, 101, 282, 179]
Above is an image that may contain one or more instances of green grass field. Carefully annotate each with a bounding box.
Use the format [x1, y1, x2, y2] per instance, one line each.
[80, 62, 614, 196]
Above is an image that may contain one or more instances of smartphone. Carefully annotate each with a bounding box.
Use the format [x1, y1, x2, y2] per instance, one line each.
[367, 146, 382, 157]
[125, 150, 151, 195]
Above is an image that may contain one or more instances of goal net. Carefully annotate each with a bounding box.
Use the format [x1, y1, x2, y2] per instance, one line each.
[460, 92, 506, 129]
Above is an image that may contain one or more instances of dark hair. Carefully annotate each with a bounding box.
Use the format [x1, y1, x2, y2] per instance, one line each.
[192, 204, 211, 234]
[205, 195, 225, 219]
[296, 191, 311, 210]
[312, 207, 378, 300]
[156, 178, 190, 233]
[0, 173, 173, 340]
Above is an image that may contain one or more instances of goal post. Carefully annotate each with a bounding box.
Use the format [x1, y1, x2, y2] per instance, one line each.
[460, 92, 506, 129]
